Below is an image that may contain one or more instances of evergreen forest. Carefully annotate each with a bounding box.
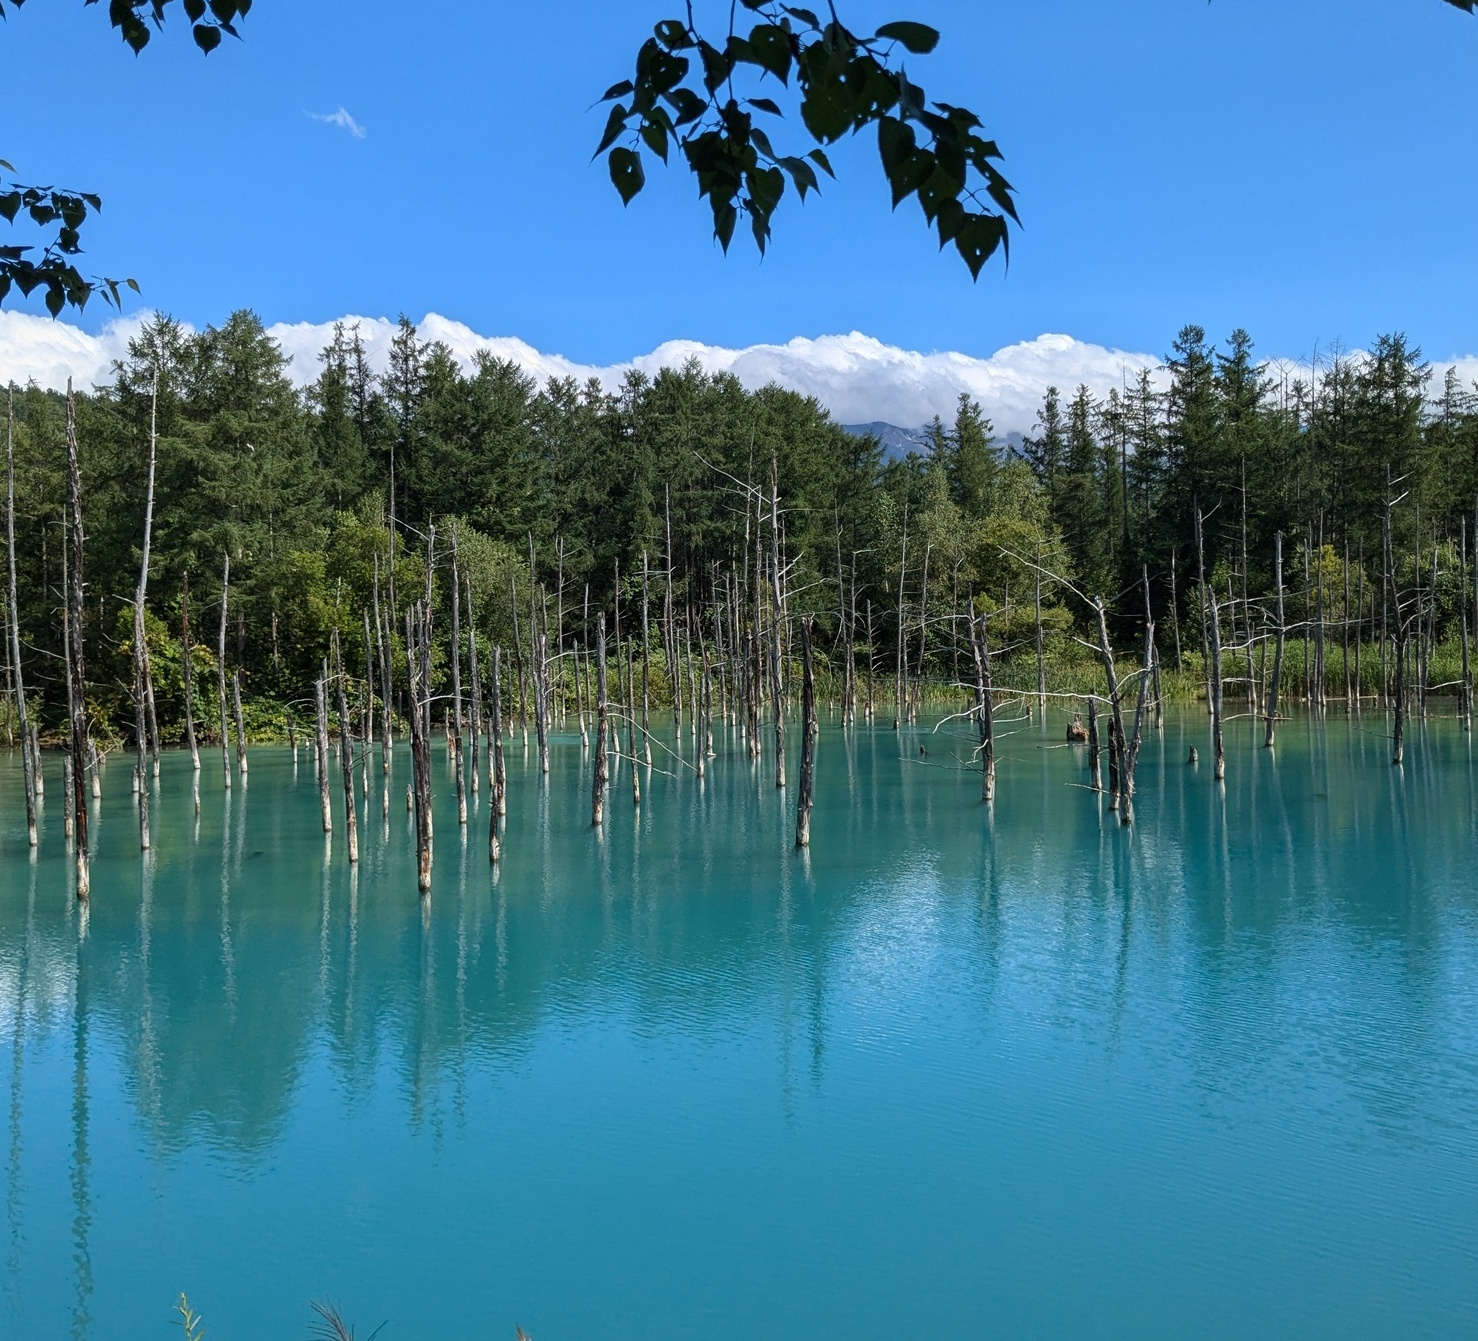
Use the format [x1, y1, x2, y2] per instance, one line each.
[4, 311, 1477, 751]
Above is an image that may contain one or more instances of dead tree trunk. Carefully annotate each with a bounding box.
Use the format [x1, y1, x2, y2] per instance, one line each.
[895, 501, 908, 728]
[1116, 571, 1156, 826]
[641, 550, 653, 766]
[132, 376, 159, 849]
[1392, 630, 1407, 766]
[465, 573, 482, 795]
[969, 612, 996, 803]
[489, 644, 505, 861]
[626, 641, 641, 808]
[181, 572, 200, 771]
[406, 603, 433, 892]
[796, 616, 816, 847]
[1092, 597, 1127, 814]
[65, 382, 90, 899]
[592, 613, 608, 828]
[769, 462, 786, 788]
[333, 633, 358, 863]
[1086, 698, 1101, 792]
[1196, 508, 1226, 780]
[450, 529, 467, 825]
[315, 666, 332, 833]
[217, 556, 232, 790]
[374, 551, 393, 772]
[5, 387, 36, 847]
[232, 668, 247, 778]
[1034, 543, 1046, 715]
[510, 573, 528, 745]
[1265, 531, 1286, 748]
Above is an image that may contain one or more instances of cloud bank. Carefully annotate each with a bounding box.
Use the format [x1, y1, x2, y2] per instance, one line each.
[3, 309, 1476, 438]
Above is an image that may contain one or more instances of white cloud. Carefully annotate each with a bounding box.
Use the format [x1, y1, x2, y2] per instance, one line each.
[308, 107, 366, 139]
[0, 309, 150, 392]
[4, 309, 1478, 437]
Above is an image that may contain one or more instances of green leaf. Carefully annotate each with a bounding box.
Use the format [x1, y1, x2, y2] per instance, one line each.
[595, 103, 629, 156]
[654, 19, 693, 51]
[875, 21, 939, 53]
[44, 283, 64, 317]
[783, 7, 822, 28]
[0, 194, 19, 224]
[916, 165, 955, 224]
[807, 147, 835, 178]
[713, 199, 738, 251]
[608, 147, 646, 205]
[877, 116, 915, 178]
[747, 97, 783, 116]
[953, 214, 1006, 280]
[639, 118, 670, 162]
[600, 79, 634, 101]
[665, 88, 707, 126]
[746, 24, 793, 83]
[193, 23, 222, 53]
[885, 147, 932, 208]
[779, 155, 819, 200]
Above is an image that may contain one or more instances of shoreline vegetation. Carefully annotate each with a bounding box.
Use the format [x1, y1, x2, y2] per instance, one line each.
[3, 313, 1477, 884]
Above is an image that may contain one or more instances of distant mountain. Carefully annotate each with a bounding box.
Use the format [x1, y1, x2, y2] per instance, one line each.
[842, 422, 1028, 463]
[841, 421, 931, 460]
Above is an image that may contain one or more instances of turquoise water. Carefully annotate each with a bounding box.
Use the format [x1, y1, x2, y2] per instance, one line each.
[2, 709, 1478, 1339]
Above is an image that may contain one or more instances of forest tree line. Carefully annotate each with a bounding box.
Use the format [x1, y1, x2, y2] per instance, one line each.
[3, 311, 1477, 746]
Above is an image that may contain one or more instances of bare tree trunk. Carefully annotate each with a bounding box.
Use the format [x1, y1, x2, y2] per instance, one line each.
[406, 602, 433, 892]
[1355, 549, 1365, 710]
[333, 632, 359, 863]
[592, 613, 608, 827]
[626, 640, 641, 808]
[466, 574, 482, 794]
[796, 616, 816, 847]
[315, 667, 332, 833]
[912, 540, 930, 723]
[218, 556, 232, 790]
[1093, 597, 1128, 811]
[451, 529, 467, 825]
[530, 539, 549, 773]
[489, 644, 505, 861]
[1086, 698, 1101, 792]
[1392, 631, 1407, 766]
[895, 501, 908, 728]
[1196, 508, 1225, 780]
[232, 669, 247, 778]
[1117, 570, 1156, 826]
[5, 387, 36, 847]
[969, 612, 995, 803]
[65, 382, 90, 898]
[510, 573, 528, 745]
[641, 550, 653, 765]
[769, 461, 786, 787]
[374, 551, 393, 771]
[132, 376, 160, 849]
[1265, 531, 1286, 748]
[1034, 543, 1046, 714]
[1169, 550, 1183, 672]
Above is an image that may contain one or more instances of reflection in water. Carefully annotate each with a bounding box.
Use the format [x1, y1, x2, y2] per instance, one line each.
[0, 711, 1476, 1339]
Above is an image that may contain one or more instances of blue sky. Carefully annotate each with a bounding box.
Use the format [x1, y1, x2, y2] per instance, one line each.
[3, 0, 1477, 369]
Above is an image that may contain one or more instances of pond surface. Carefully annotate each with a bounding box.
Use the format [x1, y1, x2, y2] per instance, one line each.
[2, 709, 1477, 1339]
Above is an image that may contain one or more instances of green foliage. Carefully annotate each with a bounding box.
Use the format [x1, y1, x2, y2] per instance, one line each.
[598, 1, 1017, 276]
